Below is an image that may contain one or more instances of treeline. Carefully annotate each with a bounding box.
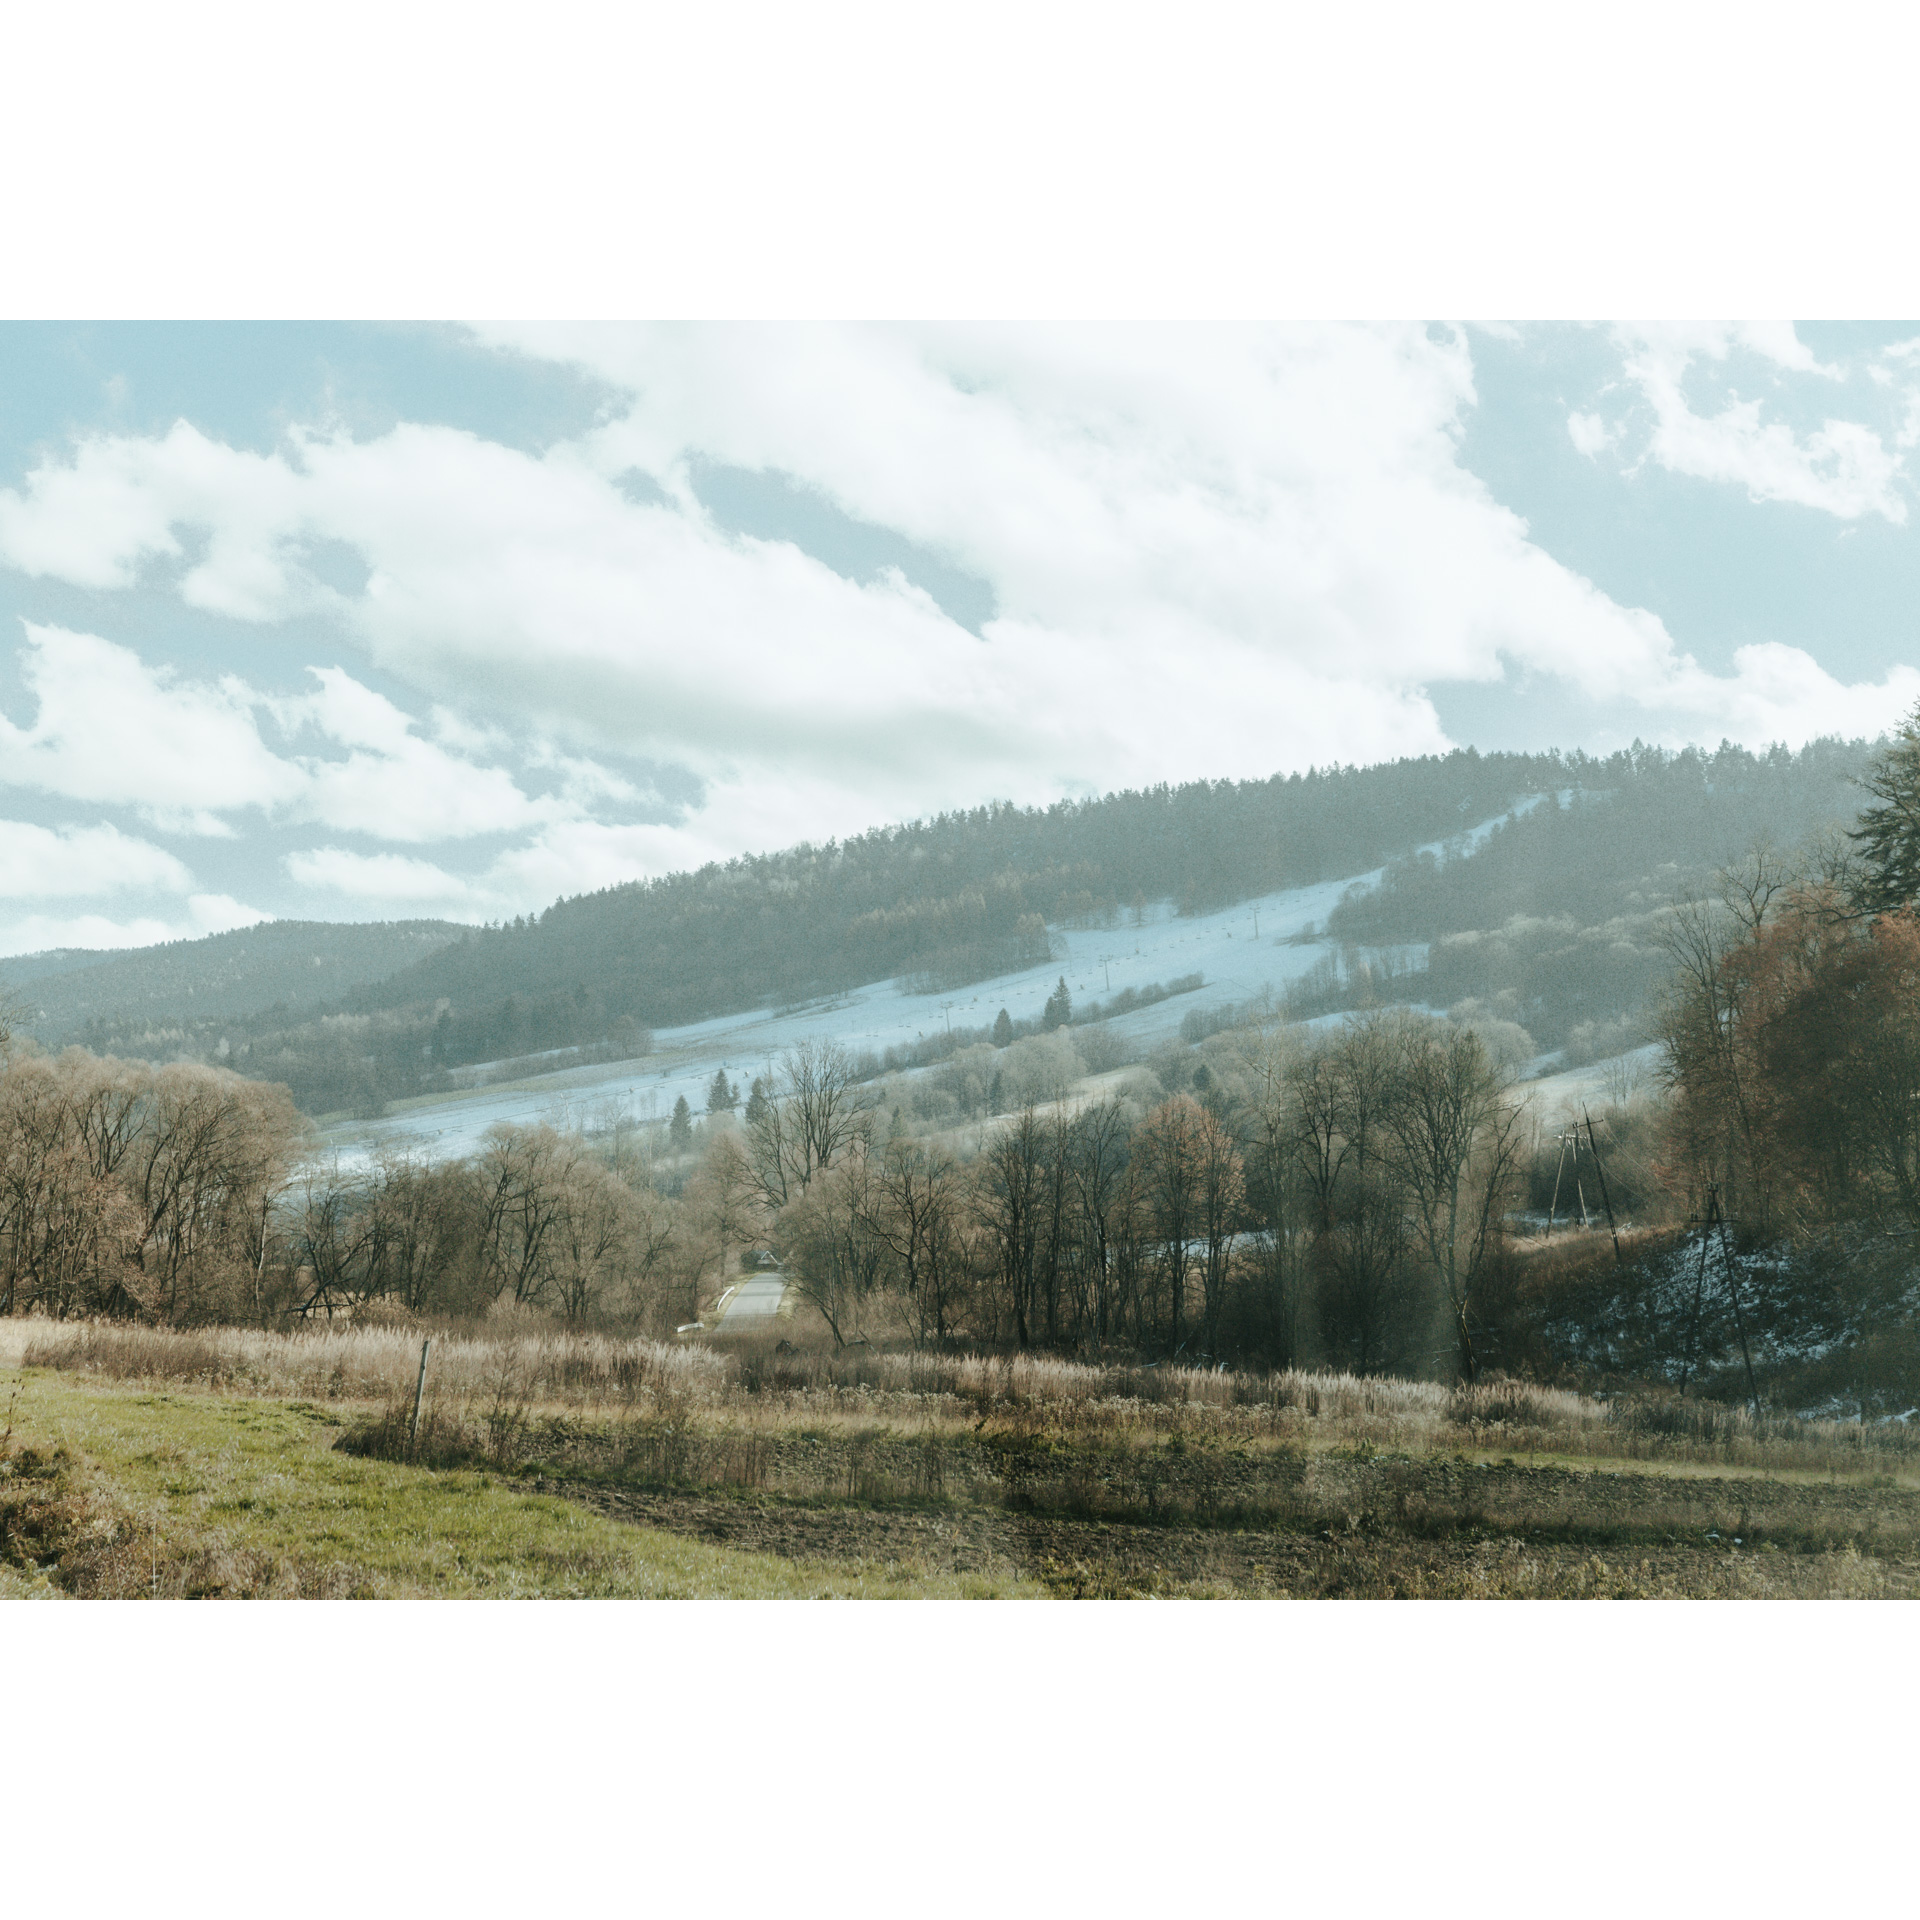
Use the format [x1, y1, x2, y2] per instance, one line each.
[279, 1128, 686, 1329]
[36, 749, 1576, 1115]
[75, 989, 656, 1120]
[1531, 720, 1920, 1414]
[1663, 863, 1920, 1257]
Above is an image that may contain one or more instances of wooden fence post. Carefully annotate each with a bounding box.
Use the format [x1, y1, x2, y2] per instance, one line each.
[410, 1337, 431, 1450]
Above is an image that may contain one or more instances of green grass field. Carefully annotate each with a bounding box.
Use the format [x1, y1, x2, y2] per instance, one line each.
[0, 1370, 1040, 1599]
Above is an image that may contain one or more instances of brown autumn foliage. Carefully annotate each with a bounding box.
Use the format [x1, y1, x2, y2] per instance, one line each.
[1660, 886, 1920, 1240]
[0, 1049, 305, 1322]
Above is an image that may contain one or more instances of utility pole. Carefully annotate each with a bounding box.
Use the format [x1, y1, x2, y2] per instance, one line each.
[1545, 1126, 1589, 1233]
[1583, 1107, 1624, 1266]
[1678, 1184, 1761, 1413]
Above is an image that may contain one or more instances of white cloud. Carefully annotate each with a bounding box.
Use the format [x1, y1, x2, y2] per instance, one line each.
[0, 421, 331, 618]
[4, 324, 1919, 902]
[1663, 642, 1920, 748]
[0, 893, 267, 961]
[1567, 410, 1615, 457]
[1611, 322, 1907, 520]
[272, 668, 556, 843]
[0, 623, 305, 832]
[0, 819, 191, 897]
[0, 624, 610, 846]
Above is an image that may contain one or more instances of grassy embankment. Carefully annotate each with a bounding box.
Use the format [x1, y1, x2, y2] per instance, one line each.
[0, 1324, 1036, 1599]
[7, 1318, 1920, 1598]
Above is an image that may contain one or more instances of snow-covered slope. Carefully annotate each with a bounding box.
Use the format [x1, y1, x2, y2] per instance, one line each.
[319, 802, 1535, 1166]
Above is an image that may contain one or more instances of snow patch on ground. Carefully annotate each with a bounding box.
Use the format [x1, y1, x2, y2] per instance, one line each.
[318, 801, 1549, 1168]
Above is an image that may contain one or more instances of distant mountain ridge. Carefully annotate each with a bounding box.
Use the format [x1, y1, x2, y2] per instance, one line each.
[2, 919, 465, 1044]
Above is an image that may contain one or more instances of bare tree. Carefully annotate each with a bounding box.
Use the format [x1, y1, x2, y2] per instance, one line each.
[776, 1146, 889, 1348]
[475, 1125, 581, 1306]
[364, 1152, 482, 1316]
[745, 1039, 876, 1208]
[291, 1159, 376, 1317]
[0, 1056, 139, 1318]
[1194, 1105, 1246, 1357]
[680, 1129, 760, 1322]
[1656, 884, 1780, 1227]
[1036, 1102, 1074, 1345]
[974, 1103, 1046, 1347]
[1138, 1096, 1207, 1353]
[1381, 1022, 1524, 1380]
[872, 1137, 968, 1345]
[1069, 1095, 1129, 1344]
[1295, 1020, 1421, 1374]
[1225, 1021, 1311, 1364]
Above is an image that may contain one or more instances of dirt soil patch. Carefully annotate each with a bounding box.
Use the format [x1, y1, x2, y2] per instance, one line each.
[527, 1474, 1920, 1598]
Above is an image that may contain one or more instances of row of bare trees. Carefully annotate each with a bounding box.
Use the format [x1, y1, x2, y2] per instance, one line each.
[746, 1021, 1524, 1375]
[280, 1128, 687, 1326]
[2, 1015, 1526, 1373]
[0, 1033, 698, 1328]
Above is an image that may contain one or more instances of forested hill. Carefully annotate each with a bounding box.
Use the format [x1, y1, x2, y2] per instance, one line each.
[1326, 738, 1874, 946]
[4, 920, 464, 1044]
[1305, 736, 1880, 1058]
[358, 750, 1562, 1034]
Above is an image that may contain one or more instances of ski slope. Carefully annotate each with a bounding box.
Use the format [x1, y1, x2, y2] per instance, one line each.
[319, 800, 1540, 1167]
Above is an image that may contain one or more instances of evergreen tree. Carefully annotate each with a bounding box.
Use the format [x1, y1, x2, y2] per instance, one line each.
[669, 1094, 693, 1151]
[743, 1075, 770, 1129]
[1851, 705, 1920, 910]
[991, 1008, 1014, 1047]
[1043, 975, 1072, 1030]
[706, 1067, 738, 1114]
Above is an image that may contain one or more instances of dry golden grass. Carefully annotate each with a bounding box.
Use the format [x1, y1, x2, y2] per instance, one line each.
[16, 1313, 1920, 1480]
[11, 1314, 1920, 1597]
[18, 1318, 728, 1408]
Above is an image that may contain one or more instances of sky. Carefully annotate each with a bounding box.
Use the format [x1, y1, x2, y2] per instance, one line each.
[3, 318, 1920, 958]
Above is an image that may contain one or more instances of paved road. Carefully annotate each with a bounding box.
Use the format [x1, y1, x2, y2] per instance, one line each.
[717, 1272, 788, 1325]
